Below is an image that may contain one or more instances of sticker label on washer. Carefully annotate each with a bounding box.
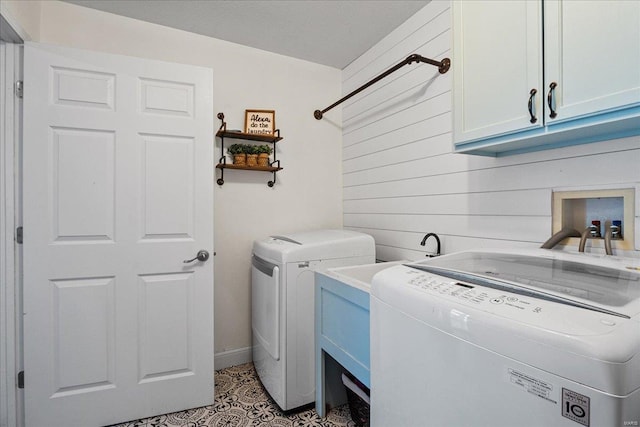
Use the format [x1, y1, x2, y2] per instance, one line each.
[508, 368, 557, 404]
[562, 388, 590, 426]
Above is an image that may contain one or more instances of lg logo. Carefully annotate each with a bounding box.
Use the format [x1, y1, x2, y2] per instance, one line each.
[561, 388, 590, 427]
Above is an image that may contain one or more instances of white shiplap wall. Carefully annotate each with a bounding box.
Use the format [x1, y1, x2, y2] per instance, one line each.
[341, 1, 640, 261]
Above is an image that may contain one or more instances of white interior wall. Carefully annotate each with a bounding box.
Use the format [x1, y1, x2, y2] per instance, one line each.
[5, 0, 344, 363]
[342, 1, 640, 261]
[0, 1, 39, 41]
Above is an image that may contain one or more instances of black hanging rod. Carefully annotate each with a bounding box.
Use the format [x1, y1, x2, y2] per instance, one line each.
[314, 54, 451, 120]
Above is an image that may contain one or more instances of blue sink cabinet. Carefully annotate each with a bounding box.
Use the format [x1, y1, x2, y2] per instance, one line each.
[315, 271, 370, 418]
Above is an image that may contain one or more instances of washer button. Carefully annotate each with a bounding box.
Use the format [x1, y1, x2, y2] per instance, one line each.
[600, 319, 616, 326]
[490, 298, 504, 304]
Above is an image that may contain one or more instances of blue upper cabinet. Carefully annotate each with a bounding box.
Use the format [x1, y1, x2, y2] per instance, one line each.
[452, 0, 640, 156]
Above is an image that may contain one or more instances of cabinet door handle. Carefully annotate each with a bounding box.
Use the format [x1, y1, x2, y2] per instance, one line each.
[547, 82, 558, 118]
[528, 88, 537, 123]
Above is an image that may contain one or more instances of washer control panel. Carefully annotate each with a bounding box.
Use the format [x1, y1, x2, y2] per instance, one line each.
[404, 269, 549, 316]
[372, 264, 631, 342]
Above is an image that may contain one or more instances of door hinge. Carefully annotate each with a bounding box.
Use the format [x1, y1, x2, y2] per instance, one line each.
[17, 371, 24, 389]
[15, 80, 23, 99]
[16, 226, 23, 244]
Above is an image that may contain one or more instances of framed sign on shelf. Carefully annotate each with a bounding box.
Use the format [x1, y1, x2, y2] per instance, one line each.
[244, 109, 275, 136]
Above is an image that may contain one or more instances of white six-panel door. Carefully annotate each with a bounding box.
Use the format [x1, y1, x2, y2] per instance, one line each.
[22, 42, 214, 427]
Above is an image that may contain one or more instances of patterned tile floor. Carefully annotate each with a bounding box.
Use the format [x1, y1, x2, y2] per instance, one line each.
[112, 363, 357, 427]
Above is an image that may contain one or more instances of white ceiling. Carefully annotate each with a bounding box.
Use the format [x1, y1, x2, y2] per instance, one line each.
[62, 0, 429, 69]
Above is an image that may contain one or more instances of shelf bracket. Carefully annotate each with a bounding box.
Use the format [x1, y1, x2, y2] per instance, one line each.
[217, 112, 227, 132]
[268, 160, 281, 187]
[216, 112, 227, 185]
[217, 156, 226, 185]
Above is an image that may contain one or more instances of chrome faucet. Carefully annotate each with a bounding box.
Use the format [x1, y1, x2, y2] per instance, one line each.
[420, 233, 441, 257]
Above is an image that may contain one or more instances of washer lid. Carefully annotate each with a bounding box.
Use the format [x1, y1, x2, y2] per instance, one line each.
[409, 250, 640, 318]
[252, 229, 375, 263]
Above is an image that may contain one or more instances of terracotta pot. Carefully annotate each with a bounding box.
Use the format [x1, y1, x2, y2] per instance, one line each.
[257, 153, 270, 167]
[232, 154, 246, 165]
[246, 154, 258, 167]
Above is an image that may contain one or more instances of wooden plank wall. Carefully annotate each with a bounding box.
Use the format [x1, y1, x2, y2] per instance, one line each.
[341, 1, 640, 261]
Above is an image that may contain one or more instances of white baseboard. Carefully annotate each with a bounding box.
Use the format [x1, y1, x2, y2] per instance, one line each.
[214, 346, 252, 371]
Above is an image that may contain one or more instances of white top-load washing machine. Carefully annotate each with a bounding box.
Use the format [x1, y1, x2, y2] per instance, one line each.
[252, 229, 375, 411]
[371, 249, 640, 427]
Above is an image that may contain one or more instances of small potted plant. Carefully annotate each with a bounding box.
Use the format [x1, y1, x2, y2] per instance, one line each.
[227, 143, 247, 165]
[256, 145, 273, 167]
[245, 144, 259, 167]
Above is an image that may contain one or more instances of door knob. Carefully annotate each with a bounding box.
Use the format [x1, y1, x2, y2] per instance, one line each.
[183, 250, 210, 263]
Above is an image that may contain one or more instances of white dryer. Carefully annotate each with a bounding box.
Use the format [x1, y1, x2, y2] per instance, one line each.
[252, 229, 375, 411]
[371, 249, 640, 427]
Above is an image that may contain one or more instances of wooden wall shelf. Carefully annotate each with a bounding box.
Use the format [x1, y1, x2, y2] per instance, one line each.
[216, 164, 283, 172]
[216, 129, 282, 144]
[215, 112, 283, 187]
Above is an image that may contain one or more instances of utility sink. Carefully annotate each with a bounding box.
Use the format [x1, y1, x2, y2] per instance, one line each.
[323, 261, 406, 292]
[315, 260, 406, 416]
